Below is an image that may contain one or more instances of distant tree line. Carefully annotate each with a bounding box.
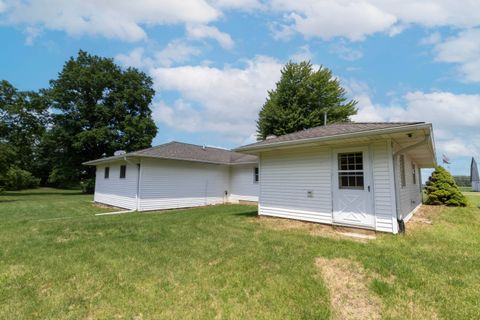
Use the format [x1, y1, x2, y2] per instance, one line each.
[453, 176, 471, 187]
[0, 50, 157, 192]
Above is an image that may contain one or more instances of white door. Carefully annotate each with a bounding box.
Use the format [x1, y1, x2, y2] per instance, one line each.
[332, 147, 374, 228]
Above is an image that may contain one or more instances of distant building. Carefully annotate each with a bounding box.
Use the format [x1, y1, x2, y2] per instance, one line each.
[471, 157, 480, 192]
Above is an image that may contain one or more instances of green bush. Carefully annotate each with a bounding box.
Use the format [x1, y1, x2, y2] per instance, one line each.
[425, 166, 467, 207]
[80, 178, 95, 194]
[1, 166, 40, 190]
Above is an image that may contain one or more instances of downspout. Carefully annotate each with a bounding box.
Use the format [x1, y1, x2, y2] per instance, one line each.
[392, 134, 430, 233]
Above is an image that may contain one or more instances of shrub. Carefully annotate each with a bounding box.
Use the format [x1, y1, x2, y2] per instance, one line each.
[80, 178, 95, 194]
[425, 166, 467, 207]
[1, 166, 40, 190]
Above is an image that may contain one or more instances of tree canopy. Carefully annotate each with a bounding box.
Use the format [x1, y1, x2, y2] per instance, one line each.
[256, 61, 357, 140]
[0, 80, 49, 185]
[45, 50, 157, 185]
[0, 50, 158, 190]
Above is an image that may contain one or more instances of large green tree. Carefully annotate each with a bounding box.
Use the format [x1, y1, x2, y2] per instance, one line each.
[0, 80, 49, 181]
[256, 61, 357, 140]
[46, 50, 157, 185]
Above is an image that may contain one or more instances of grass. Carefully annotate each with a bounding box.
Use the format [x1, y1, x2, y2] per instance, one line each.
[1, 188, 480, 319]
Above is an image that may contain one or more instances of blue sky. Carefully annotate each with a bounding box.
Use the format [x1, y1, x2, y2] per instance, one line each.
[1, 0, 479, 176]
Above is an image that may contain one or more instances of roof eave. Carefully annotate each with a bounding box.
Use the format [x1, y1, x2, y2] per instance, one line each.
[83, 154, 258, 166]
[235, 123, 432, 153]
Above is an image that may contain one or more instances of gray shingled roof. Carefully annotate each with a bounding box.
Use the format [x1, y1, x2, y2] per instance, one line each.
[236, 122, 425, 151]
[83, 141, 258, 166]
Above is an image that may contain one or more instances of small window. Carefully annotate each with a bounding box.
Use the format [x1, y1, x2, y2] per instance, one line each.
[338, 152, 364, 189]
[120, 165, 126, 179]
[400, 155, 406, 187]
[104, 167, 109, 179]
[254, 167, 259, 183]
[412, 162, 416, 185]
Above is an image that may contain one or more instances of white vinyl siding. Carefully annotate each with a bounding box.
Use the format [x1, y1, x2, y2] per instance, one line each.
[258, 140, 397, 233]
[229, 164, 259, 202]
[94, 162, 139, 210]
[138, 158, 230, 211]
[371, 140, 397, 233]
[258, 145, 333, 224]
[396, 152, 422, 220]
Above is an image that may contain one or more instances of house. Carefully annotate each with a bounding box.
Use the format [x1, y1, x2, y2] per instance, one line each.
[471, 157, 480, 192]
[235, 122, 436, 234]
[83, 142, 259, 211]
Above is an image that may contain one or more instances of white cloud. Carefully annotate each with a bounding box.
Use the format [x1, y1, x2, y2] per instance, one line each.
[0, 1, 6, 13]
[115, 40, 201, 68]
[290, 45, 312, 62]
[153, 99, 203, 132]
[270, 0, 480, 41]
[115, 47, 153, 69]
[433, 28, 480, 83]
[186, 24, 234, 49]
[0, 0, 220, 42]
[420, 32, 441, 45]
[155, 40, 202, 66]
[353, 91, 480, 129]
[24, 26, 41, 45]
[330, 41, 363, 61]
[211, 0, 263, 10]
[351, 89, 480, 163]
[272, 1, 397, 41]
[150, 56, 283, 142]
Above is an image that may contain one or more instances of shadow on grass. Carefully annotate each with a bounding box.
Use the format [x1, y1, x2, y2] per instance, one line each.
[0, 199, 17, 203]
[234, 211, 258, 217]
[1, 191, 84, 197]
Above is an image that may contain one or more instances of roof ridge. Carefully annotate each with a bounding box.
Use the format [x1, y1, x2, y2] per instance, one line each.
[166, 140, 234, 152]
[130, 141, 176, 155]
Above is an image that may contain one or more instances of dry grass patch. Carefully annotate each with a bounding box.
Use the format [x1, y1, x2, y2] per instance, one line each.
[408, 205, 444, 231]
[255, 216, 376, 241]
[316, 257, 382, 320]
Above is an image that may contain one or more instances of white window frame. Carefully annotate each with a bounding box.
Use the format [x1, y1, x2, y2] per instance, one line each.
[337, 152, 365, 190]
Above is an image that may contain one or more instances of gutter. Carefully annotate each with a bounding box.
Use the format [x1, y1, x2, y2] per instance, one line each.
[235, 123, 431, 153]
[83, 154, 258, 166]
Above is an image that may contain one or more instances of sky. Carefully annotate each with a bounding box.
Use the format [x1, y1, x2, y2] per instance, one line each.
[0, 0, 479, 176]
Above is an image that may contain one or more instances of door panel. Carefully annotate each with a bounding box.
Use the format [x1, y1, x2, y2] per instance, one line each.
[333, 147, 374, 227]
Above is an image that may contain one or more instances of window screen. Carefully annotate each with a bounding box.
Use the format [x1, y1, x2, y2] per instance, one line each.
[120, 165, 126, 179]
[254, 167, 259, 183]
[104, 167, 109, 179]
[338, 152, 364, 189]
[400, 155, 406, 187]
[412, 162, 416, 185]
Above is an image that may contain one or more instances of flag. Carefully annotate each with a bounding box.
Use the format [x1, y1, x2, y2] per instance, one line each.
[442, 153, 450, 164]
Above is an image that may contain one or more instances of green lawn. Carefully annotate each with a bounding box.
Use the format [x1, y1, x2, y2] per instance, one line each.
[1, 188, 480, 319]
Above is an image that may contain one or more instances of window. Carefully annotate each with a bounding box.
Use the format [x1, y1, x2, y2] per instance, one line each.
[120, 165, 126, 179]
[400, 155, 406, 187]
[104, 167, 109, 179]
[412, 162, 416, 185]
[254, 167, 259, 183]
[338, 152, 364, 189]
